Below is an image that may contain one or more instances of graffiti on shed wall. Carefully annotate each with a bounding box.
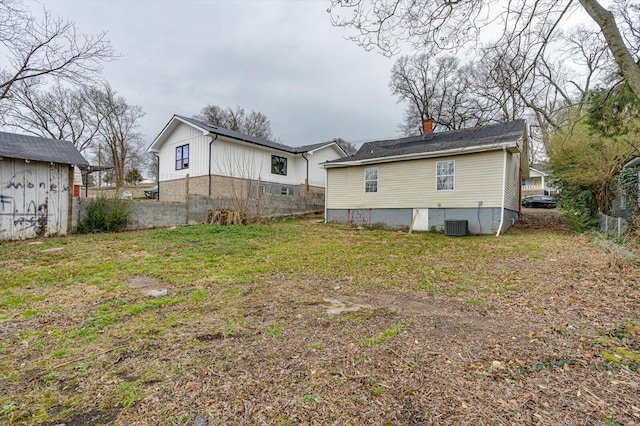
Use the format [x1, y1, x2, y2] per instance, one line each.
[0, 159, 70, 240]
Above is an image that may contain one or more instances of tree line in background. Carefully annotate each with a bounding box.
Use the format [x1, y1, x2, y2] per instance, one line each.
[331, 0, 640, 230]
[193, 105, 358, 156]
[0, 0, 149, 188]
[3, 0, 640, 231]
[0, 0, 356, 189]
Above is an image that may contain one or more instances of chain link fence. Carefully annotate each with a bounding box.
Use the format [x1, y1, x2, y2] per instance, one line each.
[599, 213, 628, 239]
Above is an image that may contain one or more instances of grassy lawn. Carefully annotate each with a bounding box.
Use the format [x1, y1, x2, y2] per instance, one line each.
[0, 218, 639, 425]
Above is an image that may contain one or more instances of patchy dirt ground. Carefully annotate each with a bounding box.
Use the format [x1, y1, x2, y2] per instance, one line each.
[2, 212, 639, 425]
[518, 207, 569, 231]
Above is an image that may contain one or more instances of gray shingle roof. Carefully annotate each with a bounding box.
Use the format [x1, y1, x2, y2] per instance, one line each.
[0, 131, 89, 166]
[175, 115, 336, 154]
[328, 120, 526, 164]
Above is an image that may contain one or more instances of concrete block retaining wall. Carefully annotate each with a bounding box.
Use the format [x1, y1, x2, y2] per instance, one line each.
[73, 191, 325, 231]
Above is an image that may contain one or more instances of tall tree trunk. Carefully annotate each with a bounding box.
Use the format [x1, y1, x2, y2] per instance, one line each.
[579, 0, 640, 99]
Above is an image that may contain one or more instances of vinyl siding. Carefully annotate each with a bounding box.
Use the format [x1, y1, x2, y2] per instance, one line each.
[504, 151, 521, 211]
[327, 151, 507, 209]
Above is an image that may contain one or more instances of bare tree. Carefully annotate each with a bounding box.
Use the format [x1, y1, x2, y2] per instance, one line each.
[0, 0, 114, 105]
[328, 0, 640, 100]
[331, 138, 358, 156]
[86, 84, 145, 189]
[195, 105, 273, 140]
[1, 81, 101, 152]
[390, 54, 489, 134]
[211, 142, 266, 222]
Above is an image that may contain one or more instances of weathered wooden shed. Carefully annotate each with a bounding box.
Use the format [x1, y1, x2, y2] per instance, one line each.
[0, 131, 89, 240]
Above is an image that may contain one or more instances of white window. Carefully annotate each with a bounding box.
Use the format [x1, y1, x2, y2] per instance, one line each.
[365, 167, 378, 193]
[437, 160, 455, 191]
[281, 186, 292, 195]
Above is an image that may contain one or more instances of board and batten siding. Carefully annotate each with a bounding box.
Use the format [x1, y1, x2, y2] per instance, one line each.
[306, 145, 342, 187]
[327, 151, 507, 209]
[211, 137, 303, 185]
[158, 122, 210, 181]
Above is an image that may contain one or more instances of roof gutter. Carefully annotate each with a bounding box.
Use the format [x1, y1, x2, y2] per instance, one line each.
[323, 141, 518, 169]
[496, 146, 508, 237]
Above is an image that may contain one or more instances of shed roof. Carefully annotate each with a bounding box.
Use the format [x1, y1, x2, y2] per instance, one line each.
[326, 120, 526, 167]
[0, 131, 89, 166]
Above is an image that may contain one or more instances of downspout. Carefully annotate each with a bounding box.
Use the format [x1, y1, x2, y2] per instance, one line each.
[208, 134, 218, 197]
[154, 153, 160, 201]
[496, 146, 508, 236]
[301, 152, 309, 192]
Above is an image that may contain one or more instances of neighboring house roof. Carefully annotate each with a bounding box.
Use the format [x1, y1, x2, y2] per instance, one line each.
[0, 131, 89, 166]
[529, 168, 547, 177]
[148, 115, 346, 156]
[325, 120, 526, 167]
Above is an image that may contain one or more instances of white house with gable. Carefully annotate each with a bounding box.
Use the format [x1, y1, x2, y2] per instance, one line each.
[148, 115, 346, 202]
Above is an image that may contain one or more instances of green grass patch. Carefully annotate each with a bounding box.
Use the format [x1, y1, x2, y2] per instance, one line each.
[51, 348, 68, 358]
[266, 323, 282, 338]
[361, 322, 406, 347]
[118, 381, 141, 407]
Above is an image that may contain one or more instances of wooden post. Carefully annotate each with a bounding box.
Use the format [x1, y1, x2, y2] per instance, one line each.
[185, 174, 190, 225]
[67, 165, 74, 235]
[409, 209, 417, 234]
[256, 176, 262, 219]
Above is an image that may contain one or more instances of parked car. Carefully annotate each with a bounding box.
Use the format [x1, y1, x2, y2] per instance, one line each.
[144, 185, 158, 199]
[522, 195, 556, 208]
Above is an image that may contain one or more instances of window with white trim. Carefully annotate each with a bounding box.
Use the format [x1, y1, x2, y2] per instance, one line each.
[436, 160, 455, 191]
[281, 186, 292, 195]
[365, 167, 378, 193]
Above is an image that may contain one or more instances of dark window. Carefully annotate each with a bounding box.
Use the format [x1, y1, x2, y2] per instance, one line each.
[271, 155, 287, 175]
[176, 144, 189, 170]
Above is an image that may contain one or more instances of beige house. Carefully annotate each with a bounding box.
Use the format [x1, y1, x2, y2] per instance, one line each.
[323, 120, 529, 235]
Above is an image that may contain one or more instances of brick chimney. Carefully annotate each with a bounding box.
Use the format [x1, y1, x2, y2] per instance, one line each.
[423, 118, 433, 135]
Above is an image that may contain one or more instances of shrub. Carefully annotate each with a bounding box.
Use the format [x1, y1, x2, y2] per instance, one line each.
[555, 185, 598, 232]
[77, 196, 132, 233]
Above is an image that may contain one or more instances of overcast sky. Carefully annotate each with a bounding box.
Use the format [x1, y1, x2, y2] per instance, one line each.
[38, 0, 406, 149]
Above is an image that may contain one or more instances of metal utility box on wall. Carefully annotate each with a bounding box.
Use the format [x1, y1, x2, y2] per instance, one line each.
[444, 219, 469, 236]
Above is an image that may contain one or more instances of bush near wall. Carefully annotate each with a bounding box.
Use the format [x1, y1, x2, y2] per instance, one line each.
[76, 196, 132, 233]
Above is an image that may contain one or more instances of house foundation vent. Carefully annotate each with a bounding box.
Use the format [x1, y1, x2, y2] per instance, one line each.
[444, 220, 468, 236]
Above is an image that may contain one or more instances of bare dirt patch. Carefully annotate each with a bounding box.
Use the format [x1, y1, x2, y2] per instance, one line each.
[126, 275, 170, 295]
[1, 220, 639, 425]
[516, 207, 569, 231]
